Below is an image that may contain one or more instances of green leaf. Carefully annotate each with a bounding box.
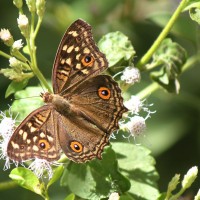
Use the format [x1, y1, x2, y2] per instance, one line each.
[64, 193, 75, 200]
[61, 146, 130, 199]
[9, 167, 44, 196]
[5, 79, 29, 98]
[11, 86, 44, 121]
[47, 165, 64, 189]
[98, 31, 135, 68]
[150, 38, 187, 93]
[183, 0, 200, 11]
[189, 7, 200, 24]
[112, 142, 160, 200]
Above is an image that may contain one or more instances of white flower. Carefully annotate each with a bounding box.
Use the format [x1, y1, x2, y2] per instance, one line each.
[121, 67, 140, 84]
[28, 158, 60, 179]
[108, 192, 119, 200]
[182, 166, 198, 189]
[17, 14, 29, 27]
[124, 95, 143, 114]
[17, 14, 29, 37]
[0, 29, 12, 41]
[0, 109, 16, 170]
[125, 116, 146, 137]
[13, 39, 23, 50]
[9, 57, 21, 68]
[0, 29, 14, 46]
[0, 114, 15, 138]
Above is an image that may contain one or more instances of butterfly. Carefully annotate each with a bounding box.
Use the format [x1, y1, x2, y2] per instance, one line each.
[7, 19, 127, 163]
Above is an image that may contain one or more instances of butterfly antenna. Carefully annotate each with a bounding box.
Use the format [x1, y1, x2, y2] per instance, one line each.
[14, 95, 41, 101]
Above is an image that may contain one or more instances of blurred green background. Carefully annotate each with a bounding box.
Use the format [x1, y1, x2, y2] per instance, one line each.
[0, 0, 200, 199]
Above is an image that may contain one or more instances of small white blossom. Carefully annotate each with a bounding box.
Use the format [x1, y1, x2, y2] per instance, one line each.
[28, 158, 60, 179]
[182, 166, 198, 189]
[17, 14, 29, 37]
[12, 39, 23, 50]
[0, 29, 14, 46]
[121, 67, 140, 84]
[0, 109, 16, 170]
[124, 96, 143, 114]
[17, 14, 29, 27]
[108, 192, 119, 200]
[125, 116, 146, 137]
[9, 57, 21, 68]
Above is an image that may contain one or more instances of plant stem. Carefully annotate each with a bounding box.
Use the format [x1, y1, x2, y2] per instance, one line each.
[136, 0, 188, 70]
[136, 82, 159, 99]
[0, 51, 12, 59]
[0, 180, 18, 190]
[26, 12, 52, 92]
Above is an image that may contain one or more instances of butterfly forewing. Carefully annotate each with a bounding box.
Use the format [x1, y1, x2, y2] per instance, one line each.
[7, 106, 61, 162]
[52, 19, 108, 95]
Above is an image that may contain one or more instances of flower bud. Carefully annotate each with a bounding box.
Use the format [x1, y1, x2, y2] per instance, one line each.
[0, 29, 14, 46]
[182, 166, 198, 189]
[36, 0, 46, 17]
[17, 14, 30, 38]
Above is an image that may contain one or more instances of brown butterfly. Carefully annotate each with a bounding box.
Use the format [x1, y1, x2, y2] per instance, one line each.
[7, 19, 127, 163]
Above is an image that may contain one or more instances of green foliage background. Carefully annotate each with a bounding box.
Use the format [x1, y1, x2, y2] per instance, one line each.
[0, 0, 200, 199]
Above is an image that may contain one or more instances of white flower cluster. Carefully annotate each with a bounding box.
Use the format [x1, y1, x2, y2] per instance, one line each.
[121, 95, 155, 141]
[121, 66, 140, 84]
[0, 109, 16, 170]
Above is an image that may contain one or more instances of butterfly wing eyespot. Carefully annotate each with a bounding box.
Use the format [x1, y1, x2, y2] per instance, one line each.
[69, 141, 83, 153]
[81, 54, 94, 67]
[39, 139, 51, 150]
[98, 87, 111, 100]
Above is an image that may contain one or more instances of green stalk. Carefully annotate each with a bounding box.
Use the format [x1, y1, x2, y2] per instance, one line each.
[27, 11, 52, 92]
[0, 51, 12, 59]
[0, 180, 18, 190]
[136, 0, 188, 70]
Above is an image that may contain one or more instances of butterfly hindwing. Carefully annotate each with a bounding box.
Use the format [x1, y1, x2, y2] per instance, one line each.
[57, 113, 109, 163]
[7, 106, 61, 162]
[52, 19, 108, 94]
[67, 75, 128, 134]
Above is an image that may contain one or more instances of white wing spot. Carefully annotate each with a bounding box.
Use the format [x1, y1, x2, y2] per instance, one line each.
[19, 129, 23, 135]
[83, 48, 90, 54]
[62, 45, 67, 51]
[33, 136, 38, 143]
[65, 58, 72, 65]
[75, 47, 80, 52]
[76, 63, 82, 69]
[23, 132, 28, 141]
[27, 139, 31, 144]
[67, 46, 74, 53]
[11, 141, 19, 149]
[69, 31, 78, 37]
[33, 145, 39, 151]
[40, 132, 46, 138]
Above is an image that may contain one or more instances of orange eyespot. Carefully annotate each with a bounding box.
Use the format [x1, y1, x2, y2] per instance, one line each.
[81, 54, 94, 67]
[39, 139, 50, 150]
[70, 141, 83, 153]
[98, 87, 111, 100]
